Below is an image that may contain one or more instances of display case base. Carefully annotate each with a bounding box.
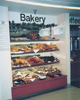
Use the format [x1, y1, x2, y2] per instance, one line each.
[12, 75, 67, 99]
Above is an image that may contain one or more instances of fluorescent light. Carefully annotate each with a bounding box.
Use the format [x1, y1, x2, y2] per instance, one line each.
[5, 0, 80, 10]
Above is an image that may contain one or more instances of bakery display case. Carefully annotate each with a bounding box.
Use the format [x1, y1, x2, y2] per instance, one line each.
[9, 21, 67, 99]
[11, 41, 67, 99]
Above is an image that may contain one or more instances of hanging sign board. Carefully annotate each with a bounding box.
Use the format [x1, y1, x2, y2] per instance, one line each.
[20, 13, 46, 24]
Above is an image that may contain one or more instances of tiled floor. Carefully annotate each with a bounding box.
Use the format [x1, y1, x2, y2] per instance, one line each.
[21, 86, 80, 100]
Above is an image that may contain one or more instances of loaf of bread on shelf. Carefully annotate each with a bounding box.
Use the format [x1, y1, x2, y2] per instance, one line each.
[46, 67, 61, 77]
[25, 46, 34, 52]
[40, 36, 52, 40]
[32, 75, 38, 78]
[17, 47, 25, 51]
[11, 46, 32, 52]
[36, 67, 45, 71]
[38, 43, 49, 51]
[11, 60, 14, 67]
[25, 56, 44, 66]
[13, 59, 20, 64]
[19, 59, 26, 64]
[10, 47, 19, 52]
[31, 69, 37, 73]
[31, 44, 39, 49]
[12, 58, 29, 67]
[48, 44, 59, 50]
[37, 43, 58, 51]
[34, 57, 44, 63]
[38, 43, 58, 50]
[23, 78, 32, 84]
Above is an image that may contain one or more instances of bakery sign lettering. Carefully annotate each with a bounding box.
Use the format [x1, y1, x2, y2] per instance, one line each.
[70, 17, 80, 24]
[20, 13, 46, 24]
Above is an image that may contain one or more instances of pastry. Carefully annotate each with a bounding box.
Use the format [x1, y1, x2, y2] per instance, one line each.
[40, 56, 55, 63]
[40, 36, 52, 40]
[32, 75, 38, 78]
[23, 78, 32, 84]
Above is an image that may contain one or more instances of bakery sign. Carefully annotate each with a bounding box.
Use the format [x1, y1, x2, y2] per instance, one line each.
[70, 17, 80, 24]
[20, 13, 46, 24]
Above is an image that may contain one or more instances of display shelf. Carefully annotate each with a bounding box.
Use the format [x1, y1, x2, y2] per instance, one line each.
[11, 49, 59, 57]
[12, 60, 60, 70]
[11, 53, 40, 57]
[10, 39, 59, 42]
[10, 27, 65, 100]
[10, 39, 59, 45]
[12, 75, 67, 99]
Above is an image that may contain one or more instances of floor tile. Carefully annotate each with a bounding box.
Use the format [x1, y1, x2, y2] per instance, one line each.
[23, 86, 80, 100]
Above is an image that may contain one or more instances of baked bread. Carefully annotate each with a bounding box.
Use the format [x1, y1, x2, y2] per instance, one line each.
[40, 36, 51, 40]
[23, 78, 32, 84]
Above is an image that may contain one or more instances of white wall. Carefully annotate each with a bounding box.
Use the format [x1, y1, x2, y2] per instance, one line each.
[50, 13, 70, 85]
[0, 6, 12, 100]
[0, 6, 8, 21]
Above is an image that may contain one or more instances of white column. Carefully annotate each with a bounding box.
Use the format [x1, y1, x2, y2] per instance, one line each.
[65, 13, 71, 85]
[0, 6, 12, 100]
[57, 13, 70, 84]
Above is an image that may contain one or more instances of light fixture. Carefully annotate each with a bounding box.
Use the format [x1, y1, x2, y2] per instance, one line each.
[33, 9, 37, 14]
[5, 0, 80, 10]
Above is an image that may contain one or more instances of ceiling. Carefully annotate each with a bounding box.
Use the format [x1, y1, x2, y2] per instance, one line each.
[0, 0, 80, 16]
